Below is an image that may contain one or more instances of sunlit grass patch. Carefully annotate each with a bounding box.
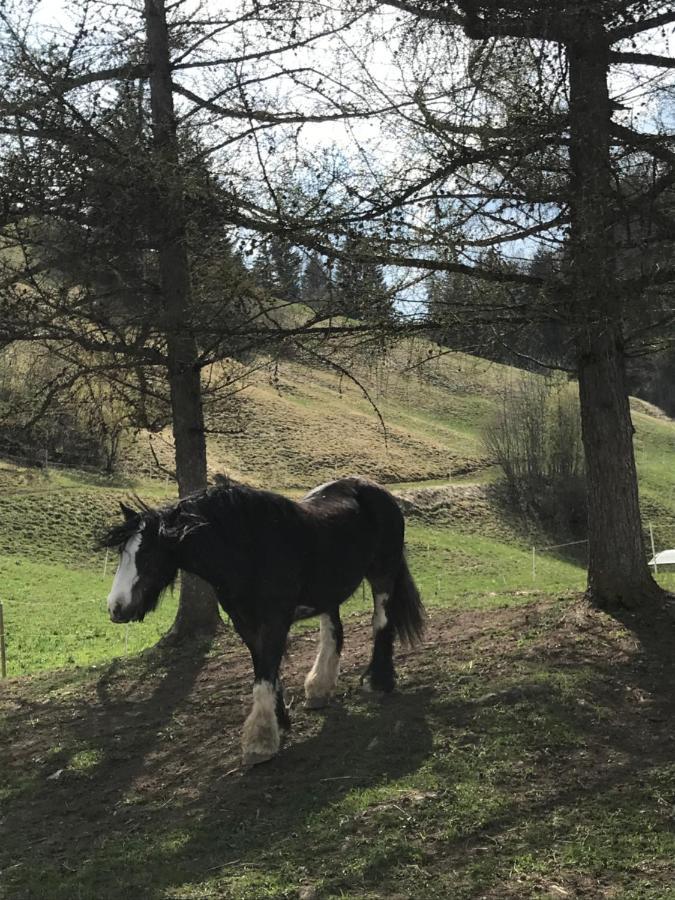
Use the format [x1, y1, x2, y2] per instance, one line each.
[0, 553, 178, 675]
[68, 748, 104, 772]
[406, 524, 586, 607]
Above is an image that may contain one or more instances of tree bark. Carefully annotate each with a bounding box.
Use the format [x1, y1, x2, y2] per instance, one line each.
[567, 23, 663, 609]
[144, 0, 221, 637]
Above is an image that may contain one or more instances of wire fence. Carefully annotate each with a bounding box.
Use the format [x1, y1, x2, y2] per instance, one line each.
[530, 539, 588, 580]
[0, 493, 673, 676]
[530, 520, 675, 581]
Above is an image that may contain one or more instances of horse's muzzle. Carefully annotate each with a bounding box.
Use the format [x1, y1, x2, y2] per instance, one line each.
[109, 600, 137, 624]
[109, 604, 125, 624]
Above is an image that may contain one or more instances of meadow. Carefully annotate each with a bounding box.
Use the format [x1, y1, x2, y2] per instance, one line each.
[1, 348, 674, 900]
[0, 348, 672, 677]
[0, 520, 596, 676]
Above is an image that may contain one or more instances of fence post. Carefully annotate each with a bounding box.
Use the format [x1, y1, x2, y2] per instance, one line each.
[649, 523, 658, 574]
[0, 601, 6, 678]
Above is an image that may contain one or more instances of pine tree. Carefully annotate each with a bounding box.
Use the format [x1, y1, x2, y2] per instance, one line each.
[334, 235, 394, 323]
[300, 251, 332, 314]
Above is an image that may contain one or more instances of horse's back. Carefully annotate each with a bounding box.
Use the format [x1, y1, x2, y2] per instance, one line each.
[200, 477, 405, 612]
[301, 477, 405, 583]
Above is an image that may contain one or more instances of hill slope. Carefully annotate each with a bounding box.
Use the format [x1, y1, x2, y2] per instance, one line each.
[0, 340, 673, 675]
[1, 343, 675, 900]
[124, 345, 505, 488]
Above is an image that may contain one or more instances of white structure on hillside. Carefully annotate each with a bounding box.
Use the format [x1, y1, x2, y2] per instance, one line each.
[648, 549, 675, 567]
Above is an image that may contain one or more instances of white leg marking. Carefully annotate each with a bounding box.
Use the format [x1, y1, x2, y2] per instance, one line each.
[241, 680, 280, 766]
[373, 592, 389, 636]
[305, 614, 340, 708]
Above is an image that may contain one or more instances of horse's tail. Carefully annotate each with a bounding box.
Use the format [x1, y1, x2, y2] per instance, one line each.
[387, 552, 425, 646]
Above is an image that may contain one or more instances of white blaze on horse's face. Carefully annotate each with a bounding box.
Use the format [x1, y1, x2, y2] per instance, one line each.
[107, 528, 143, 622]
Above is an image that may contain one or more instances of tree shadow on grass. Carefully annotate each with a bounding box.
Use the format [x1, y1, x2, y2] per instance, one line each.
[418, 601, 675, 898]
[4, 602, 675, 899]
[0, 635, 434, 900]
[0, 635, 214, 897]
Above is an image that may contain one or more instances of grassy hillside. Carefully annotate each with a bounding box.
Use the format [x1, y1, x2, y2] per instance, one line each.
[0, 342, 673, 676]
[125, 346, 505, 487]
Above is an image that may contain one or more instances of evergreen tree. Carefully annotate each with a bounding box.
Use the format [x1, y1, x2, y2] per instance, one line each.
[300, 251, 332, 314]
[252, 237, 303, 302]
[269, 237, 302, 302]
[334, 235, 394, 323]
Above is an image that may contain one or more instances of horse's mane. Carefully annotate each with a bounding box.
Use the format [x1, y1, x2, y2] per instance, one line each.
[96, 496, 156, 550]
[189, 476, 301, 526]
[96, 476, 295, 550]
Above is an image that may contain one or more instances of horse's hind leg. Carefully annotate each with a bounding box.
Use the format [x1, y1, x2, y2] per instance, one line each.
[274, 679, 291, 731]
[241, 618, 290, 766]
[304, 609, 343, 709]
[362, 580, 396, 693]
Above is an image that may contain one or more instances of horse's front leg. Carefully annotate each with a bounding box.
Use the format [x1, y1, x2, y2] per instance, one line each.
[305, 609, 343, 709]
[242, 618, 290, 766]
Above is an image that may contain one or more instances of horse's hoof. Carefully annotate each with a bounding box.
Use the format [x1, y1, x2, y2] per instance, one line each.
[305, 695, 330, 709]
[361, 677, 395, 695]
[242, 748, 277, 767]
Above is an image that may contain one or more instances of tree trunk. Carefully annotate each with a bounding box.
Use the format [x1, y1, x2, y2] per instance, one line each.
[567, 25, 663, 609]
[145, 0, 221, 637]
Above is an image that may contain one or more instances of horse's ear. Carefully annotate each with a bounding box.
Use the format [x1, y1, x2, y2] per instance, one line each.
[119, 502, 137, 522]
[158, 506, 179, 539]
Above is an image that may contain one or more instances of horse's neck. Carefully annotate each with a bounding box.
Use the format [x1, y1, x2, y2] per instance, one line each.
[174, 523, 221, 584]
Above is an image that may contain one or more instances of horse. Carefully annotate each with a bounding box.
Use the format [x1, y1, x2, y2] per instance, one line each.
[99, 476, 425, 766]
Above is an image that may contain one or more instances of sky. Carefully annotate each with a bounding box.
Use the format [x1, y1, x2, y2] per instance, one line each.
[29, 0, 673, 130]
[16, 0, 675, 278]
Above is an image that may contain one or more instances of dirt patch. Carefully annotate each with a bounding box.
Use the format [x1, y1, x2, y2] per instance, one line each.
[2, 600, 675, 899]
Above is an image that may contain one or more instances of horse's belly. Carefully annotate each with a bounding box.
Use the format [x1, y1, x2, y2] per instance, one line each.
[292, 604, 319, 621]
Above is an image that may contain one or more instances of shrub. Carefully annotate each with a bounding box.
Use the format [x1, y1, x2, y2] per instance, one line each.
[0, 346, 132, 473]
[483, 373, 587, 534]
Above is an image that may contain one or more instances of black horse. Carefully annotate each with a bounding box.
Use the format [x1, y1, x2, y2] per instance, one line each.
[100, 476, 424, 765]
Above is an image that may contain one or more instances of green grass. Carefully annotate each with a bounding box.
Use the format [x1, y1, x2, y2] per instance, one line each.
[3, 521, 673, 677]
[633, 410, 675, 548]
[0, 554, 178, 675]
[0, 524, 564, 677]
[406, 524, 586, 606]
